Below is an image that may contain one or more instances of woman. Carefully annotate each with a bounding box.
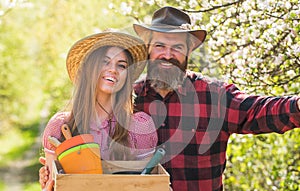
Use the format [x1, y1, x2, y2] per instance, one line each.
[40, 32, 157, 190]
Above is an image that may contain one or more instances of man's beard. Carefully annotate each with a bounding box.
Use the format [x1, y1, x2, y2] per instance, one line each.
[147, 58, 187, 91]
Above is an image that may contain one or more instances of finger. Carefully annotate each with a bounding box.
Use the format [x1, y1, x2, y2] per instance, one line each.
[44, 166, 49, 175]
[39, 166, 44, 174]
[40, 182, 45, 189]
[39, 175, 48, 188]
[39, 166, 45, 174]
[39, 166, 49, 176]
[39, 178, 44, 187]
[39, 167, 49, 188]
[39, 157, 46, 165]
[40, 175, 46, 189]
[46, 180, 54, 191]
[39, 168, 44, 183]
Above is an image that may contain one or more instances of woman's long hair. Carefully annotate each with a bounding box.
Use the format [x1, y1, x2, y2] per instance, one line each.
[65, 46, 134, 160]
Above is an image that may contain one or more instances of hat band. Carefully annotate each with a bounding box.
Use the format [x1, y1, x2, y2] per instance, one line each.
[149, 23, 192, 31]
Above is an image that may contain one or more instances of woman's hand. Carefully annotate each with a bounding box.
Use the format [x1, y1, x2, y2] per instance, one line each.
[39, 157, 54, 191]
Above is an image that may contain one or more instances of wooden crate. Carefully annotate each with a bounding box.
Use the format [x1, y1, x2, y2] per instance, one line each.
[52, 160, 170, 191]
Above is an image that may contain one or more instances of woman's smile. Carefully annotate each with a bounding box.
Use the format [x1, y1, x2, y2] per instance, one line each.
[103, 75, 118, 84]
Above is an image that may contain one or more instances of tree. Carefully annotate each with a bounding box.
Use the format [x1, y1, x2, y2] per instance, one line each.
[0, 1, 134, 189]
[111, 0, 300, 94]
[0, 0, 134, 129]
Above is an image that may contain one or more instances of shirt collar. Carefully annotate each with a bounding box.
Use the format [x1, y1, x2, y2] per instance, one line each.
[140, 79, 187, 97]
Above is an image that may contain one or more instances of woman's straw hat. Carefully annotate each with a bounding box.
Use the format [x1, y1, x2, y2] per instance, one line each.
[66, 32, 147, 83]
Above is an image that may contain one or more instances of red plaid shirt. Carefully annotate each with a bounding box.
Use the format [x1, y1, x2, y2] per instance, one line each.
[134, 71, 300, 191]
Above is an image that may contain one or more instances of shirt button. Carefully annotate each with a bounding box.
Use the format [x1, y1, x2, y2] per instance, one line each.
[161, 123, 165, 127]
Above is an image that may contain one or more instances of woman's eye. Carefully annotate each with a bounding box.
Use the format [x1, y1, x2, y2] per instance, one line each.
[102, 59, 110, 65]
[118, 63, 127, 69]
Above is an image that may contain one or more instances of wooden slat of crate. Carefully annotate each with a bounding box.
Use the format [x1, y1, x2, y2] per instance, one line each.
[53, 160, 170, 191]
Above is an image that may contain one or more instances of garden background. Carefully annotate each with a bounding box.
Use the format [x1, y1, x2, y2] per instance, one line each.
[0, 0, 299, 190]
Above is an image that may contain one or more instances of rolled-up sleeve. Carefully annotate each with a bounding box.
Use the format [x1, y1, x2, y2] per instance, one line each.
[128, 111, 158, 159]
[42, 112, 69, 154]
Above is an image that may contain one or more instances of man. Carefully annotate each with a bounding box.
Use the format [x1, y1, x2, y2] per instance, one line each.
[39, 6, 300, 191]
[132, 6, 300, 191]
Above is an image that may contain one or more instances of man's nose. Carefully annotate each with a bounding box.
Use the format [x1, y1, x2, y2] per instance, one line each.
[162, 48, 173, 60]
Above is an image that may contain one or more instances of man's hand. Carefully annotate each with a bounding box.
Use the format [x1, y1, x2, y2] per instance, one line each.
[39, 157, 54, 191]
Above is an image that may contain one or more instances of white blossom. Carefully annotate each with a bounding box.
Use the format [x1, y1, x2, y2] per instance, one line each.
[191, 13, 203, 26]
[1, 0, 17, 8]
[216, 36, 225, 46]
[286, 70, 296, 78]
[273, 54, 284, 64]
[188, 0, 198, 8]
[108, 3, 114, 9]
[238, 13, 248, 23]
[145, 0, 155, 5]
[227, 28, 234, 35]
[120, 2, 132, 15]
[210, 16, 219, 27]
[291, 44, 300, 54]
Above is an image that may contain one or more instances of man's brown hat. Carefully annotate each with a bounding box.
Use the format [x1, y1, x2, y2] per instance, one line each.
[133, 6, 207, 50]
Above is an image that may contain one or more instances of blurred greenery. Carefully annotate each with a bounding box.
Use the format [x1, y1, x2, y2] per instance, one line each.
[0, 0, 132, 190]
[0, 124, 39, 166]
[0, 0, 299, 191]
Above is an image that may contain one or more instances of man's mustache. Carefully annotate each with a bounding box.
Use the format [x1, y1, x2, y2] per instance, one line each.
[152, 58, 181, 68]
